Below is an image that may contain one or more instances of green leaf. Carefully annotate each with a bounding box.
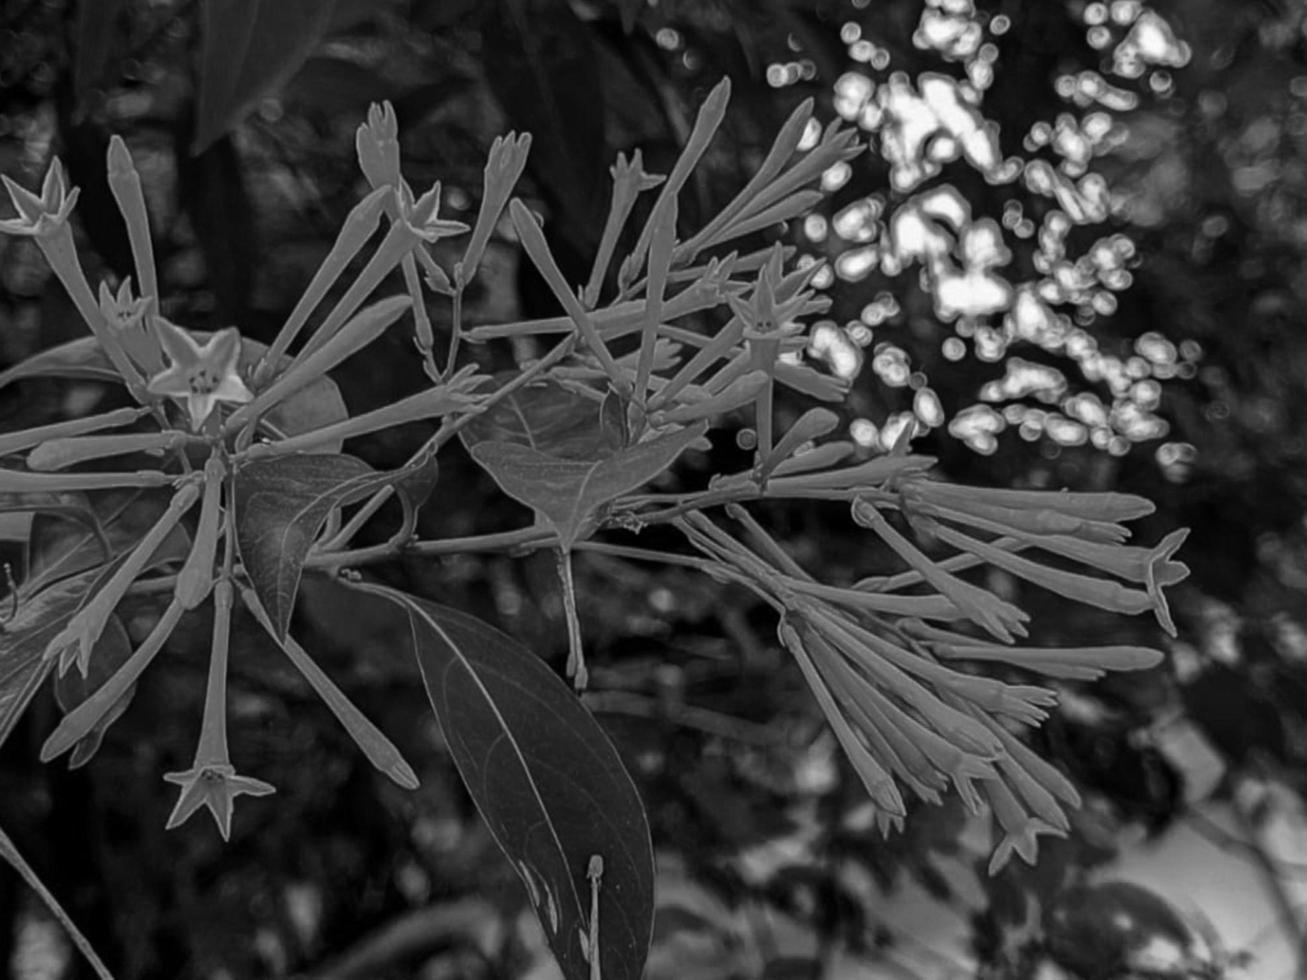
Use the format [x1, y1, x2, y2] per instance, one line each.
[482, 0, 608, 245]
[0, 565, 109, 751]
[0, 336, 121, 388]
[355, 583, 653, 980]
[53, 614, 134, 769]
[0, 334, 348, 453]
[194, 0, 338, 153]
[233, 451, 435, 639]
[393, 454, 441, 529]
[0, 824, 114, 979]
[460, 378, 624, 460]
[469, 422, 707, 548]
[26, 490, 191, 597]
[0, 490, 104, 545]
[72, 0, 128, 117]
[240, 586, 418, 788]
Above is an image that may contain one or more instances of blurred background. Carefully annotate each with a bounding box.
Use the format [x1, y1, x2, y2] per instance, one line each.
[3, 0, 1307, 977]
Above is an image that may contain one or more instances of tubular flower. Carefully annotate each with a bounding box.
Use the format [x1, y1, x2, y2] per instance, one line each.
[164, 581, 274, 839]
[0, 158, 78, 237]
[147, 319, 253, 429]
[163, 763, 275, 841]
[98, 278, 163, 373]
[398, 181, 470, 244]
[985, 776, 1065, 875]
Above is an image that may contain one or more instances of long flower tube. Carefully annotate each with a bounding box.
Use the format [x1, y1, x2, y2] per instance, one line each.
[778, 620, 906, 816]
[163, 579, 275, 840]
[0, 406, 150, 457]
[46, 480, 200, 674]
[41, 596, 188, 762]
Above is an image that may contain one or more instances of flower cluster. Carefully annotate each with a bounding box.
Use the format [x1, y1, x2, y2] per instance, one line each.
[672, 463, 1184, 871]
[0, 81, 1189, 880]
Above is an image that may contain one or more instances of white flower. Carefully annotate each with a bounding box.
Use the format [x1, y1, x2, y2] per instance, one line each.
[147, 319, 253, 429]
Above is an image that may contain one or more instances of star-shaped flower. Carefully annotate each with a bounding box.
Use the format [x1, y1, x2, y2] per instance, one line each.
[988, 816, 1064, 875]
[147, 319, 253, 429]
[163, 763, 275, 841]
[726, 246, 811, 342]
[99, 278, 163, 372]
[1144, 528, 1190, 637]
[399, 181, 470, 244]
[0, 157, 79, 237]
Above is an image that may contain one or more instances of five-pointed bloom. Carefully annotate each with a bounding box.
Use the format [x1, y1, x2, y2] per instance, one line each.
[147, 319, 253, 429]
[0, 157, 78, 237]
[163, 763, 276, 841]
[164, 579, 276, 840]
[99, 277, 163, 372]
[399, 181, 470, 244]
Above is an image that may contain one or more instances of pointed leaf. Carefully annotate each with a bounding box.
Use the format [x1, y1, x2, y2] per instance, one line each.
[234, 451, 436, 639]
[393, 454, 441, 526]
[73, 0, 128, 115]
[194, 0, 338, 153]
[470, 422, 707, 548]
[0, 491, 104, 545]
[0, 565, 108, 750]
[482, 0, 607, 245]
[53, 614, 134, 768]
[356, 583, 653, 980]
[461, 379, 622, 460]
[0, 336, 121, 388]
[26, 490, 191, 597]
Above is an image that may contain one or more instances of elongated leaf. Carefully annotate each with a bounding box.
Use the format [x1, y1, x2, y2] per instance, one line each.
[0, 565, 106, 750]
[176, 134, 254, 323]
[53, 614, 134, 769]
[461, 379, 622, 460]
[0, 491, 101, 532]
[234, 451, 435, 639]
[194, 0, 338, 153]
[72, 0, 128, 116]
[0, 337, 121, 388]
[483, 0, 607, 245]
[27, 490, 190, 597]
[1, 492, 191, 747]
[357, 583, 653, 980]
[470, 422, 707, 548]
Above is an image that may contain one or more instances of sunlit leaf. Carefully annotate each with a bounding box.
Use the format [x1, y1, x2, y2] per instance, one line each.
[356, 582, 654, 980]
[469, 422, 707, 548]
[194, 0, 338, 153]
[234, 451, 436, 639]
